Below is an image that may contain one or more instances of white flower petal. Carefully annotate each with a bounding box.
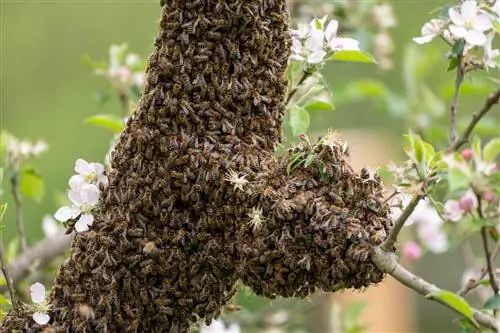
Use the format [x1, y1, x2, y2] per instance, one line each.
[30, 282, 46, 304]
[461, 1, 477, 22]
[443, 200, 463, 221]
[330, 37, 360, 51]
[68, 189, 83, 206]
[91, 162, 105, 175]
[324, 20, 339, 43]
[449, 24, 467, 38]
[413, 35, 435, 44]
[75, 159, 92, 176]
[42, 215, 59, 237]
[75, 214, 94, 232]
[54, 206, 80, 222]
[81, 184, 100, 206]
[69, 175, 85, 190]
[291, 39, 303, 54]
[465, 29, 486, 45]
[449, 7, 465, 26]
[33, 312, 50, 325]
[474, 12, 493, 31]
[307, 50, 326, 64]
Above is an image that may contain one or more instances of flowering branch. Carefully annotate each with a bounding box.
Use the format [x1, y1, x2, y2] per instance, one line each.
[372, 248, 499, 331]
[286, 68, 313, 105]
[478, 193, 499, 295]
[10, 174, 27, 252]
[449, 87, 500, 152]
[381, 194, 425, 252]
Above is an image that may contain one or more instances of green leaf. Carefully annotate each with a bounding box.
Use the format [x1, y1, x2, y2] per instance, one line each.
[483, 294, 500, 310]
[289, 106, 310, 137]
[329, 50, 377, 64]
[304, 99, 335, 113]
[84, 114, 125, 133]
[447, 57, 459, 72]
[451, 40, 465, 56]
[81, 54, 107, 70]
[0, 203, 6, 224]
[448, 169, 471, 192]
[483, 138, 500, 163]
[426, 290, 477, 327]
[19, 167, 45, 202]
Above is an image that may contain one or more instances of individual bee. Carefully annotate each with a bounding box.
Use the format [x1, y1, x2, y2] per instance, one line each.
[178, 31, 189, 45]
[182, 18, 199, 35]
[229, 44, 241, 59]
[186, 0, 203, 9]
[193, 54, 209, 62]
[207, 85, 216, 101]
[192, 74, 206, 90]
[172, 83, 182, 96]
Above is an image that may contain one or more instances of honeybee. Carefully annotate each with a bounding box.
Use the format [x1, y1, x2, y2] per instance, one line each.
[193, 54, 209, 62]
[186, 0, 203, 9]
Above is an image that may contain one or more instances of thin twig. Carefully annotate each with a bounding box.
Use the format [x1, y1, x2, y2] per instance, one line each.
[10, 174, 27, 252]
[478, 193, 499, 295]
[449, 48, 465, 146]
[381, 194, 425, 252]
[372, 248, 499, 331]
[286, 68, 313, 105]
[0, 243, 19, 311]
[458, 243, 500, 297]
[448, 87, 500, 152]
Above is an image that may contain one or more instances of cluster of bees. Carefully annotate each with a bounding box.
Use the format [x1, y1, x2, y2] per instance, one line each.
[1, 0, 392, 332]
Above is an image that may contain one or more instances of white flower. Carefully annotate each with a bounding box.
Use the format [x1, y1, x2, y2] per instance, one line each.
[413, 19, 447, 44]
[248, 206, 265, 231]
[448, 1, 493, 46]
[74, 158, 108, 187]
[54, 183, 100, 232]
[32, 141, 48, 156]
[483, 33, 500, 68]
[30, 282, 50, 325]
[372, 3, 398, 29]
[224, 169, 248, 191]
[42, 215, 59, 237]
[443, 189, 478, 221]
[200, 319, 241, 333]
[324, 20, 360, 51]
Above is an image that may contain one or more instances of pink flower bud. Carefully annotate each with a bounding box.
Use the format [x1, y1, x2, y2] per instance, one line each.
[403, 241, 422, 261]
[461, 148, 473, 161]
[484, 190, 497, 203]
[458, 195, 476, 213]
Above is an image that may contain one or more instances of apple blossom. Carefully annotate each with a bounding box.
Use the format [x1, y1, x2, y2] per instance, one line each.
[73, 158, 108, 187]
[324, 20, 360, 51]
[30, 282, 50, 325]
[448, 0, 493, 46]
[443, 189, 478, 221]
[54, 183, 100, 232]
[413, 19, 448, 44]
[42, 215, 59, 238]
[483, 32, 500, 68]
[484, 190, 497, 203]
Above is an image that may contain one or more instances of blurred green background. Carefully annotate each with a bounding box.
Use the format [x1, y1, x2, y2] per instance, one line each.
[2, 0, 498, 332]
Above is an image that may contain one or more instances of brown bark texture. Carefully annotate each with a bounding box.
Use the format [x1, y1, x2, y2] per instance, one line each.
[1, 1, 393, 332]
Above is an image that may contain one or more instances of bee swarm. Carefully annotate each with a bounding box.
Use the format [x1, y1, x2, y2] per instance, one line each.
[1, 0, 392, 332]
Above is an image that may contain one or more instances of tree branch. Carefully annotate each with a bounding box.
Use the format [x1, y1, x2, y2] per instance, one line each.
[372, 247, 499, 331]
[448, 87, 500, 152]
[0, 229, 72, 294]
